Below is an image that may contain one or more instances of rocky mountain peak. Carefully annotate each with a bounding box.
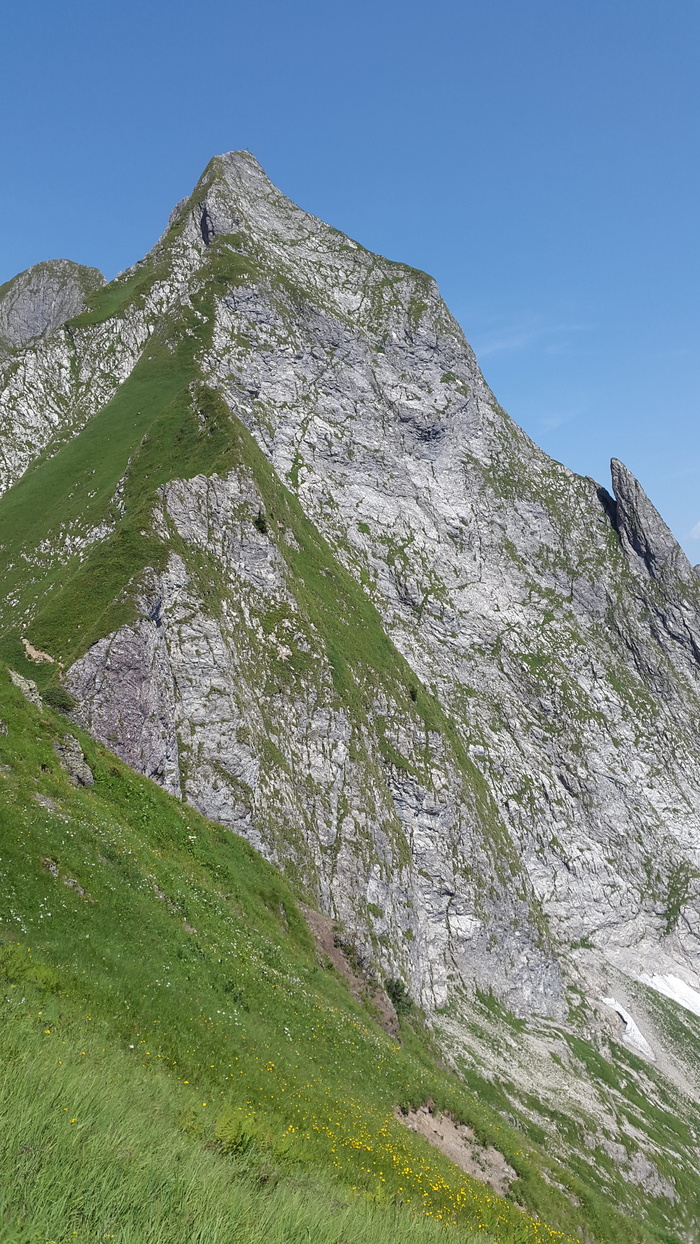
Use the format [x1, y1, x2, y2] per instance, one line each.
[0, 258, 105, 353]
[198, 149, 319, 242]
[149, 151, 445, 347]
[1, 161, 700, 1230]
[153, 150, 323, 260]
[611, 456, 693, 582]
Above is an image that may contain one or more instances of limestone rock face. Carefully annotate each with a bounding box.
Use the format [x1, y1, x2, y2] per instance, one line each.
[0, 259, 104, 351]
[66, 477, 563, 1018]
[52, 733, 94, 786]
[611, 457, 694, 584]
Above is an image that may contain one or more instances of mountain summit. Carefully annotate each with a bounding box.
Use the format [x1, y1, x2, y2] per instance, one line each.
[1, 153, 700, 1236]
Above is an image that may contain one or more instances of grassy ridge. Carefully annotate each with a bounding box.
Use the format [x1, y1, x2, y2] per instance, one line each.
[0, 231, 250, 666]
[0, 313, 197, 665]
[1, 665, 646, 1244]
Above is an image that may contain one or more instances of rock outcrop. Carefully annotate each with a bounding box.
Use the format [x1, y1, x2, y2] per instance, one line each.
[52, 732, 94, 785]
[0, 259, 104, 352]
[8, 668, 42, 709]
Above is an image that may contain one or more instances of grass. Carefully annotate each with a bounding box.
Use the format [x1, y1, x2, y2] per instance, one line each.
[69, 262, 158, 328]
[0, 233, 254, 670]
[0, 314, 199, 664]
[0, 662, 663, 1244]
[0, 998, 496, 1244]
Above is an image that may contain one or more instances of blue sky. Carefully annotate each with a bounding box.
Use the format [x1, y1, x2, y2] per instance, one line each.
[2, 1, 698, 554]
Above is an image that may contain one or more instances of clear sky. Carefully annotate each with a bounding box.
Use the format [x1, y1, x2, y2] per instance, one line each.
[2, 1, 698, 555]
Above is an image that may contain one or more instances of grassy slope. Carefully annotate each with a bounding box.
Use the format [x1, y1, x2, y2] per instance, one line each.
[0, 239, 258, 668]
[1, 665, 676, 1244]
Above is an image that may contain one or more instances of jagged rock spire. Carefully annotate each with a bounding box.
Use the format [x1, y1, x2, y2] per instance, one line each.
[610, 457, 692, 583]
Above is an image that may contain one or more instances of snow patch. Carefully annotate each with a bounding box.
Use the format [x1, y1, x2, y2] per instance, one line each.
[637, 973, 700, 1019]
[601, 997, 655, 1060]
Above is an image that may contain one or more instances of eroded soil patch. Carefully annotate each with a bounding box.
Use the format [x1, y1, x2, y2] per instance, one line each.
[302, 904, 399, 1037]
[397, 1104, 516, 1195]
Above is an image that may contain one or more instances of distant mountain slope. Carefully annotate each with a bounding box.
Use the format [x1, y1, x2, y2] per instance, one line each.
[1, 153, 699, 1240]
[0, 258, 104, 353]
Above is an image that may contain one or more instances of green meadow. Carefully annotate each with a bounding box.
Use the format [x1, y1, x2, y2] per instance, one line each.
[0, 666, 678, 1244]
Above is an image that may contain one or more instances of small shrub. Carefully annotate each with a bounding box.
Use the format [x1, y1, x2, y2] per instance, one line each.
[214, 1108, 296, 1162]
[41, 685, 76, 714]
[214, 1109, 258, 1155]
[334, 934, 366, 976]
[177, 1105, 204, 1137]
[386, 976, 413, 1016]
[223, 980, 248, 1008]
[253, 510, 268, 535]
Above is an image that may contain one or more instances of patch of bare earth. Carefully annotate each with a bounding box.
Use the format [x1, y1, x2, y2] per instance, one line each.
[397, 1104, 516, 1196]
[22, 638, 54, 664]
[301, 905, 399, 1038]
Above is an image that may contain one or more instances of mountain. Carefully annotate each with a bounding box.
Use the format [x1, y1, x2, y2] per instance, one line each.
[1, 151, 699, 1242]
[0, 258, 104, 355]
